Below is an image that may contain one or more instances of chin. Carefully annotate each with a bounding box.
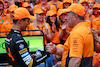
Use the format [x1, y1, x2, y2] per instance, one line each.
[22, 29, 26, 31]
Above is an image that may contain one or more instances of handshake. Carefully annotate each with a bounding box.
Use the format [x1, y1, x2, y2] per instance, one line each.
[46, 42, 57, 54]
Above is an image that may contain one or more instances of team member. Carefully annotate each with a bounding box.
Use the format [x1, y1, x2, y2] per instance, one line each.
[90, 28, 100, 52]
[47, 10, 61, 44]
[46, 4, 94, 67]
[58, 9, 71, 44]
[33, 8, 52, 45]
[1, 5, 18, 36]
[5, 7, 50, 67]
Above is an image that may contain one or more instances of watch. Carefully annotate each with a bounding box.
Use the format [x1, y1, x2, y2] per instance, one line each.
[52, 30, 55, 33]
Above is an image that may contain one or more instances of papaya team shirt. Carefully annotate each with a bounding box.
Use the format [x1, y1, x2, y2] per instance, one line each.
[62, 22, 94, 67]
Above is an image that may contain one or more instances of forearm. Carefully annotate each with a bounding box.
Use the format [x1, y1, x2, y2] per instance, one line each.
[55, 47, 63, 56]
[94, 35, 100, 43]
[46, 32, 52, 41]
[94, 41, 100, 53]
[68, 57, 81, 67]
[59, 29, 65, 40]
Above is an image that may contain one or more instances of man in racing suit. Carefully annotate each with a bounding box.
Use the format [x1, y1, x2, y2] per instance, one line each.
[5, 7, 50, 67]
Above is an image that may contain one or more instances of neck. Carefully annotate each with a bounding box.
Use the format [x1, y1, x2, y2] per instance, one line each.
[37, 20, 43, 25]
[73, 20, 84, 28]
[12, 24, 21, 31]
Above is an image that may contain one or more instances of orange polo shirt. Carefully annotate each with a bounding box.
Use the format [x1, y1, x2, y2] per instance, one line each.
[33, 3, 57, 15]
[48, 0, 63, 10]
[52, 29, 60, 44]
[28, 22, 51, 45]
[93, 52, 100, 67]
[1, 17, 13, 36]
[62, 22, 94, 67]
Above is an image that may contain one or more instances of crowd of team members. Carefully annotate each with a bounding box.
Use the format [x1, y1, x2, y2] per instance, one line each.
[0, 0, 100, 67]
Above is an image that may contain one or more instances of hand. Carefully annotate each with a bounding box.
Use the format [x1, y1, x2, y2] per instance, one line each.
[65, 29, 69, 36]
[44, 29, 48, 35]
[31, 54, 37, 58]
[46, 42, 57, 54]
[89, 28, 97, 36]
[55, 61, 62, 67]
[61, 22, 67, 30]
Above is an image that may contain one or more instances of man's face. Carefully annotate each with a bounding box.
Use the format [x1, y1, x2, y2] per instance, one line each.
[82, 2, 88, 12]
[21, 18, 30, 31]
[0, 2, 3, 10]
[65, 12, 74, 28]
[37, 13, 44, 22]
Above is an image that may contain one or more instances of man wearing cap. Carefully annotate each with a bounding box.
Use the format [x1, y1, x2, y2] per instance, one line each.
[46, 4, 94, 67]
[5, 7, 50, 67]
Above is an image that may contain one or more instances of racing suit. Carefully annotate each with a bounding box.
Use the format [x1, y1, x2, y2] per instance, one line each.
[5, 29, 50, 67]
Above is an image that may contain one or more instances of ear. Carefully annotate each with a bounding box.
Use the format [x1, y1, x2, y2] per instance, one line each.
[18, 19, 22, 24]
[73, 14, 78, 21]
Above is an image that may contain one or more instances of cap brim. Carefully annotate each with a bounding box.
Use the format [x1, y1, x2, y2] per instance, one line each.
[28, 15, 36, 20]
[63, 9, 71, 13]
[98, 10, 100, 12]
[23, 5, 31, 8]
